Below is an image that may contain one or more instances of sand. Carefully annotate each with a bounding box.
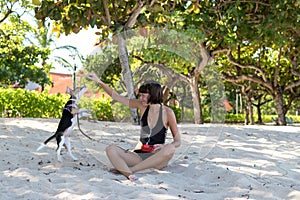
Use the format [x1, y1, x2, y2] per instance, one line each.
[1, 118, 300, 200]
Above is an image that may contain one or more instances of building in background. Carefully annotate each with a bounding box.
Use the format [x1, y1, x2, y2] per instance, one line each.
[21, 72, 73, 94]
[48, 72, 72, 94]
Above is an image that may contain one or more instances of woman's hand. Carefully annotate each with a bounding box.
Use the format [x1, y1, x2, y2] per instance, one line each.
[153, 144, 165, 152]
[86, 72, 101, 83]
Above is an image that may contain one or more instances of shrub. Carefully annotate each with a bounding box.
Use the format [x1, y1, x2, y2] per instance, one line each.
[0, 88, 68, 118]
[111, 102, 130, 122]
[0, 88, 113, 120]
[225, 113, 245, 123]
[79, 96, 114, 121]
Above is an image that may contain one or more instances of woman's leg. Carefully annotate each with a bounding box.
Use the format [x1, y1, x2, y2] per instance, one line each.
[105, 145, 142, 178]
[130, 143, 175, 173]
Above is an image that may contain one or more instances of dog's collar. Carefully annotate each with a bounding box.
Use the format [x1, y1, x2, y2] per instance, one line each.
[63, 103, 78, 113]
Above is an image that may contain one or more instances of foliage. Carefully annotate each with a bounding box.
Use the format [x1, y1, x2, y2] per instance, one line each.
[166, 0, 300, 125]
[111, 103, 131, 122]
[1, 87, 299, 124]
[0, 0, 50, 86]
[0, 16, 52, 87]
[23, 0, 300, 125]
[0, 88, 114, 121]
[83, 45, 122, 87]
[79, 96, 113, 121]
[33, 0, 183, 38]
[225, 113, 245, 123]
[0, 88, 68, 118]
[224, 113, 300, 124]
[0, 0, 32, 22]
[0, 0, 82, 89]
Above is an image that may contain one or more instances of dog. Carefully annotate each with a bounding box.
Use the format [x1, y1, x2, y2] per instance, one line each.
[37, 85, 91, 162]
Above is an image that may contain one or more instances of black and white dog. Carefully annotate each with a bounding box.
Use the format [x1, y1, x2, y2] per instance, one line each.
[37, 85, 91, 162]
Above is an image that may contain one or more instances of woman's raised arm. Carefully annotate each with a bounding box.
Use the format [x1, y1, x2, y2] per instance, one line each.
[86, 72, 143, 109]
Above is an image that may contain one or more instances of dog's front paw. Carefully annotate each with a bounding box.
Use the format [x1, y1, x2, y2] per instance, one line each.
[78, 109, 92, 118]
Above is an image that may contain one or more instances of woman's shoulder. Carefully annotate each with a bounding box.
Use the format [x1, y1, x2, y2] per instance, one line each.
[162, 105, 175, 115]
[161, 105, 177, 127]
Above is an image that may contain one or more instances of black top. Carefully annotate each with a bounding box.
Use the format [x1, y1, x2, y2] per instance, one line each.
[140, 105, 167, 145]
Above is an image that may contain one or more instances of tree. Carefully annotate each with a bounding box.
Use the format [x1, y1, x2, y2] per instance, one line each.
[0, 1, 51, 87]
[214, 1, 300, 125]
[33, 0, 300, 125]
[128, 28, 206, 124]
[175, 0, 300, 125]
[34, 0, 173, 123]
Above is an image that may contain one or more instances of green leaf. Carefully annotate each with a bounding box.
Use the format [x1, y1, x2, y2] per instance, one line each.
[32, 0, 41, 6]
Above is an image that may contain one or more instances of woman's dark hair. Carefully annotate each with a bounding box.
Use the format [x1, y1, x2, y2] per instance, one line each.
[138, 81, 163, 104]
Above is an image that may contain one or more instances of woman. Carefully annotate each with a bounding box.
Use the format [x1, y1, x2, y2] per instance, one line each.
[86, 72, 181, 181]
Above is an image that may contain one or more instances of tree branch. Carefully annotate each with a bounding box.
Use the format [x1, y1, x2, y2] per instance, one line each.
[285, 80, 300, 90]
[218, 0, 270, 8]
[0, 3, 14, 23]
[211, 48, 228, 57]
[192, 42, 212, 76]
[143, 63, 189, 84]
[126, 0, 149, 28]
[291, 56, 300, 77]
[222, 73, 273, 91]
[102, 0, 111, 26]
[226, 49, 268, 82]
[274, 47, 282, 88]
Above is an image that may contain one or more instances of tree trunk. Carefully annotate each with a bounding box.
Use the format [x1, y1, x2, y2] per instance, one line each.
[244, 95, 254, 125]
[117, 33, 139, 124]
[190, 76, 203, 124]
[253, 94, 272, 125]
[248, 100, 254, 125]
[274, 88, 287, 125]
[256, 102, 263, 124]
[162, 86, 170, 105]
[162, 78, 177, 105]
[244, 107, 249, 125]
[180, 83, 187, 122]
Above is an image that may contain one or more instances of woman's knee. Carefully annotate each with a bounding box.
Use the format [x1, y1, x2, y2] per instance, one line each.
[105, 145, 118, 155]
[161, 144, 175, 158]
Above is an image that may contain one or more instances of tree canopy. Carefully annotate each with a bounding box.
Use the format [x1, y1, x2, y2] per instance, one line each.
[2, 0, 299, 125]
[0, 0, 52, 87]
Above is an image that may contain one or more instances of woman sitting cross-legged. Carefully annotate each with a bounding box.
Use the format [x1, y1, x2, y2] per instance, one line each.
[86, 72, 181, 181]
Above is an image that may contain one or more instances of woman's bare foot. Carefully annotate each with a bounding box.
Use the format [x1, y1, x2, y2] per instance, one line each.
[128, 174, 138, 182]
[109, 168, 137, 181]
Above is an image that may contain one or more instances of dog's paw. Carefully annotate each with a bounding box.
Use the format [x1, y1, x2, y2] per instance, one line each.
[78, 109, 92, 118]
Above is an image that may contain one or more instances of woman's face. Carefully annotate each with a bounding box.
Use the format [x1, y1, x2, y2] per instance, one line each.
[139, 93, 150, 105]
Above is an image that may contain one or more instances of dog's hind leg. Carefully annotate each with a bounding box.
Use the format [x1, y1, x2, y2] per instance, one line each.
[64, 136, 78, 161]
[56, 136, 65, 162]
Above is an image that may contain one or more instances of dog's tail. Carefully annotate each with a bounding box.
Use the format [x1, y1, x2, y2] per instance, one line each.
[36, 133, 56, 151]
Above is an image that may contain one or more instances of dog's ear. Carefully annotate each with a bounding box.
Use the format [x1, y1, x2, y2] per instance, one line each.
[66, 87, 73, 95]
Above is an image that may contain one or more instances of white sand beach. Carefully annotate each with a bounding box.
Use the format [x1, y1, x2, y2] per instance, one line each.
[1, 118, 300, 200]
